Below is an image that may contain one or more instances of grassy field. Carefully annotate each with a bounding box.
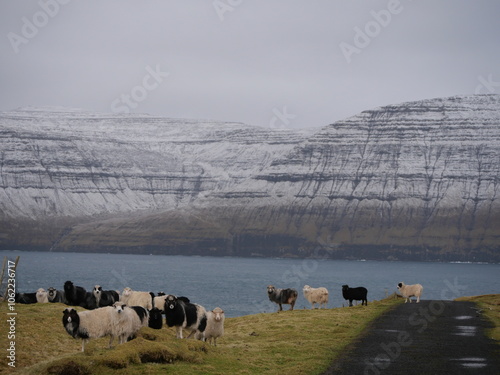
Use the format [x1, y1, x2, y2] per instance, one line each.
[0, 297, 401, 375]
[2, 295, 498, 375]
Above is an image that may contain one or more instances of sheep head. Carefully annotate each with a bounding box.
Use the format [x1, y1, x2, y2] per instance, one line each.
[165, 295, 179, 310]
[112, 302, 127, 314]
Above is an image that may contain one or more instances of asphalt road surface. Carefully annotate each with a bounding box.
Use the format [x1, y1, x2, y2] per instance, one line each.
[323, 300, 499, 375]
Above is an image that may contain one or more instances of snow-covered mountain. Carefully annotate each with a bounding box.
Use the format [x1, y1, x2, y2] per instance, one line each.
[0, 107, 304, 218]
[1, 95, 499, 261]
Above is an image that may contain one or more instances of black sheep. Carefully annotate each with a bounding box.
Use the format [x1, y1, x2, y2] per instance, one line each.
[64, 280, 87, 307]
[82, 292, 98, 309]
[342, 285, 368, 306]
[148, 307, 163, 329]
[15, 292, 38, 304]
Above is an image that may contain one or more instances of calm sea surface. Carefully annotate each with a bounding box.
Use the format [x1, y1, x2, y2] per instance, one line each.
[1, 250, 499, 317]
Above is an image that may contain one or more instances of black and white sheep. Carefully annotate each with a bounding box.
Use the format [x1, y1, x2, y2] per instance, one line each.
[303, 285, 329, 309]
[267, 285, 298, 311]
[200, 307, 225, 346]
[164, 295, 207, 339]
[93, 285, 119, 307]
[62, 307, 115, 352]
[397, 282, 423, 303]
[47, 287, 68, 304]
[111, 302, 149, 344]
[64, 281, 87, 307]
[120, 287, 153, 310]
[342, 285, 368, 306]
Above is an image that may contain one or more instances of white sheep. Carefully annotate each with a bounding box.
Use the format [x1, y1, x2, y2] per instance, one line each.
[36, 288, 49, 303]
[119, 287, 153, 310]
[203, 307, 225, 346]
[397, 282, 423, 303]
[302, 285, 329, 309]
[111, 302, 149, 344]
[62, 307, 115, 352]
[153, 295, 167, 312]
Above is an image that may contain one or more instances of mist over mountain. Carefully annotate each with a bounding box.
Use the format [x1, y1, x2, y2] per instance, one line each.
[1, 95, 499, 262]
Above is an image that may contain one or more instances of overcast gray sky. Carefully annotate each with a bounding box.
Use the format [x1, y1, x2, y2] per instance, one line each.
[1, 1, 499, 129]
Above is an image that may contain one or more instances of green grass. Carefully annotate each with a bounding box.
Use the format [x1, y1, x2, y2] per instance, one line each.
[1, 297, 400, 375]
[455, 294, 500, 342]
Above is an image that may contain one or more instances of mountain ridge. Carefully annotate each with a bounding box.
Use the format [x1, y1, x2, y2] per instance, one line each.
[1, 94, 499, 262]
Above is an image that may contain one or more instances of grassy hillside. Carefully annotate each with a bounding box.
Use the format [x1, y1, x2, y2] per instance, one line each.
[0, 297, 400, 375]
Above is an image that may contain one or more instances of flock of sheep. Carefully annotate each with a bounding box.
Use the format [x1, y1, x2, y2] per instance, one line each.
[15, 281, 226, 352]
[14, 279, 423, 352]
[267, 282, 423, 311]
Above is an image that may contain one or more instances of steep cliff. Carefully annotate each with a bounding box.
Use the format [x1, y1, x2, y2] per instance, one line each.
[1, 95, 499, 261]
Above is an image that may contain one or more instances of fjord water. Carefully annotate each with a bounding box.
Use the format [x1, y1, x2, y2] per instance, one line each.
[2, 250, 498, 318]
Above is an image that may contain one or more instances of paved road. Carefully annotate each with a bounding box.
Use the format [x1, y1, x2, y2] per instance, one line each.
[323, 301, 500, 375]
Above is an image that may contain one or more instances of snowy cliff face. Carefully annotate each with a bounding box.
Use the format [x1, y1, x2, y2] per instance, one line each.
[0, 107, 304, 218]
[1, 95, 499, 261]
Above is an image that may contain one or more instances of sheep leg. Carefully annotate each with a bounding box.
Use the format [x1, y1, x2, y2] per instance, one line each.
[108, 335, 114, 348]
[186, 330, 197, 339]
[176, 326, 184, 339]
[416, 296, 420, 303]
[278, 303, 283, 312]
[81, 339, 87, 352]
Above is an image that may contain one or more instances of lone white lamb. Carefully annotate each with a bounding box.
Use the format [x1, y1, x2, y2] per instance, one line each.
[397, 282, 423, 303]
[303, 285, 329, 309]
[199, 307, 225, 346]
